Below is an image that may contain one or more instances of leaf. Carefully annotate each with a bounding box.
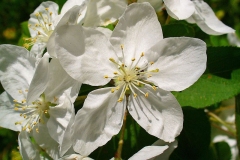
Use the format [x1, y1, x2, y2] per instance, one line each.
[235, 94, 240, 158]
[173, 69, 240, 108]
[207, 47, 240, 79]
[162, 23, 195, 38]
[210, 35, 230, 47]
[213, 142, 232, 160]
[18, 21, 30, 47]
[170, 107, 212, 160]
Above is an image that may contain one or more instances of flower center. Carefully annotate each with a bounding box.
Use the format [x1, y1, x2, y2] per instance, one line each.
[105, 46, 159, 102]
[24, 8, 55, 49]
[14, 93, 56, 133]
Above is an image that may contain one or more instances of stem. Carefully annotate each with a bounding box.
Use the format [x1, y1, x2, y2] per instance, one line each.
[165, 15, 171, 25]
[114, 97, 129, 160]
[235, 94, 240, 158]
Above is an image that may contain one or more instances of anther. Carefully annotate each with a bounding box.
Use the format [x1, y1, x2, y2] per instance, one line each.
[104, 75, 109, 78]
[111, 88, 115, 93]
[134, 93, 137, 98]
[109, 58, 115, 62]
[141, 52, 144, 57]
[131, 58, 135, 61]
[113, 71, 118, 75]
[150, 62, 154, 65]
[120, 44, 124, 49]
[145, 92, 149, 98]
[152, 86, 157, 91]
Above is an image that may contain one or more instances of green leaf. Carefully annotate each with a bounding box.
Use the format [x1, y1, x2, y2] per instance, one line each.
[20, 21, 30, 37]
[18, 21, 30, 47]
[170, 107, 212, 160]
[213, 142, 232, 160]
[162, 23, 195, 38]
[210, 35, 230, 47]
[173, 69, 240, 108]
[235, 94, 240, 157]
[207, 47, 240, 79]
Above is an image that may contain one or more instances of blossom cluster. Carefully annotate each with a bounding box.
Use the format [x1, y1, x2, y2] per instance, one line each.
[0, 0, 235, 159]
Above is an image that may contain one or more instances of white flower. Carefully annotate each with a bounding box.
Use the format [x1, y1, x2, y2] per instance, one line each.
[129, 139, 177, 160]
[25, 1, 87, 55]
[59, 154, 93, 160]
[54, 2, 206, 156]
[0, 45, 81, 158]
[164, 0, 234, 35]
[227, 33, 240, 47]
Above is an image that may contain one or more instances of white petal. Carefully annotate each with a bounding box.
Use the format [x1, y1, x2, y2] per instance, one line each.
[96, 27, 112, 39]
[44, 58, 81, 103]
[18, 131, 41, 160]
[72, 88, 125, 156]
[151, 139, 178, 160]
[47, 94, 74, 156]
[129, 146, 168, 160]
[138, 0, 164, 11]
[27, 53, 50, 104]
[110, 2, 163, 66]
[228, 33, 240, 47]
[55, 25, 117, 85]
[146, 37, 207, 91]
[59, 154, 93, 160]
[0, 92, 26, 131]
[33, 124, 60, 159]
[128, 85, 183, 142]
[83, 0, 127, 27]
[0, 45, 36, 101]
[48, 5, 87, 58]
[190, 1, 235, 35]
[164, 0, 195, 20]
[60, 0, 87, 17]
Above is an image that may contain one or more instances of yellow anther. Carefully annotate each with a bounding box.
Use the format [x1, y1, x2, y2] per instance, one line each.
[50, 12, 53, 16]
[48, 23, 52, 26]
[54, 96, 58, 102]
[113, 71, 118, 75]
[35, 13, 39, 17]
[15, 122, 21, 125]
[14, 107, 19, 111]
[18, 90, 23, 94]
[152, 86, 157, 91]
[131, 58, 135, 61]
[44, 110, 48, 114]
[111, 88, 115, 93]
[121, 64, 125, 67]
[109, 58, 115, 62]
[35, 24, 39, 27]
[25, 89, 28, 92]
[120, 44, 124, 49]
[145, 92, 149, 98]
[118, 98, 123, 102]
[21, 99, 26, 103]
[23, 115, 27, 118]
[45, 8, 49, 11]
[13, 99, 18, 102]
[36, 128, 39, 133]
[141, 52, 144, 57]
[150, 62, 154, 65]
[134, 93, 137, 98]
[33, 122, 37, 125]
[22, 127, 26, 131]
[135, 67, 140, 70]
[22, 107, 26, 110]
[116, 86, 120, 90]
[104, 75, 109, 78]
[38, 31, 41, 35]
[126, 87, 129, 90]
[147, 75, 152, 78]
[151, 68, 159, 72]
